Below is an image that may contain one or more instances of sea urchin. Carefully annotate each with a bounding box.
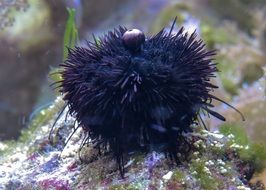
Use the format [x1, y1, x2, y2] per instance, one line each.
[58, 20, 244, 177]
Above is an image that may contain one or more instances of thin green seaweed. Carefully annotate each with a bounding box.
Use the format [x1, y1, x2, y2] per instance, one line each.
[49, 7, 79, 89]
[63, 8, 79, 61]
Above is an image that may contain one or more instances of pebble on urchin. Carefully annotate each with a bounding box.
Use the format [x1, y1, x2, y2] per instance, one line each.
[56, 19, 244, 177]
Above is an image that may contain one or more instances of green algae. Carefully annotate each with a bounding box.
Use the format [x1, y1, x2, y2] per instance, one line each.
[201, 23, 235, 49]
[109, 183, 141, 190]
[189, 158, 222, 190]
[48, 7, 80, 95]
[165, 169, 186, 189]
[220, 123, 249, 145]
[63, 8, 79, 61]
[172, 169, 185, 181]
[241, 143, 266, 173]
[220, 123, 266, 173]
[165, 168, 186, 190]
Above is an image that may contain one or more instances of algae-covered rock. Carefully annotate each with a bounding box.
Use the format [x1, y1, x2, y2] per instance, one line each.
[0, 97, 265, 190]
[207, 0, 257, 35]
[0, 0, 52, 51]
[240, 63, 264, 85]
[0, 0, 29, 30]
[213, 27, 265, 97]
[208, 69, 266, 186]
[200, 22, 236, 49]
[213, 75, 266, 145]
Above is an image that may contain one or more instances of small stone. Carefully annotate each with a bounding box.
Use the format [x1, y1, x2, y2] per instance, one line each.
[220, 167, 227, 174]
[237, 185, 251, 190]
[217, 159, 225, 165]
[205, 160, 214, 166]
[162, 171, 173, 181]
[210, 133, 224, 139]
[0, 142, 8, 151]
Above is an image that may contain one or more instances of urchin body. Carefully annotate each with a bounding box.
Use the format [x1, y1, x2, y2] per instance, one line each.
[59, 24, 239, 176]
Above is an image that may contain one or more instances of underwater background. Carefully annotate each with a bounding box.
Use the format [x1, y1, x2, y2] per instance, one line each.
[0, 0, 266, 189]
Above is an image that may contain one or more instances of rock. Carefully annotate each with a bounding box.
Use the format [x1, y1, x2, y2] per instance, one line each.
[0, 97, 265, 189]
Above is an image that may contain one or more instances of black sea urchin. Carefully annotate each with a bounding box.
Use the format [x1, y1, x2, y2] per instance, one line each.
[58, 20, 244, 177]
